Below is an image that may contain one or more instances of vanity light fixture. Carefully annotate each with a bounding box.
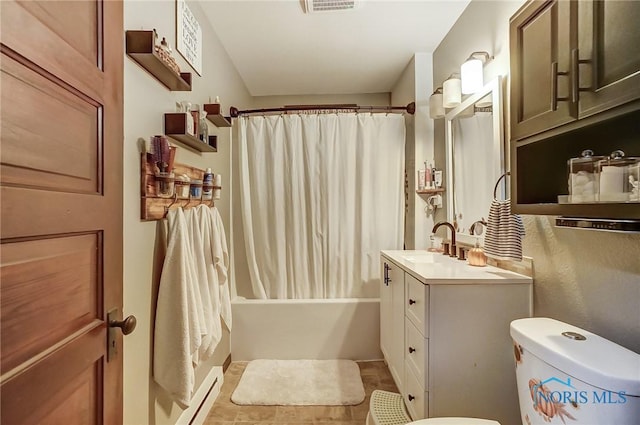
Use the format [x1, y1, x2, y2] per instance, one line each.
[442, 73, 462, 108]
[429, 87, 445, 119]
[461, 51, 493, 95]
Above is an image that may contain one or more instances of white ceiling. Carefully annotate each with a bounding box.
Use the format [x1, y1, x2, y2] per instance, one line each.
[200, 0, 471, 96]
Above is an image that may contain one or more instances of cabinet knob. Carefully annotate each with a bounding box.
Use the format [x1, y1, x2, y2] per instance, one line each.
[408, 394, 415, 402]
[408, 346, 416, 353]
[409, 299, 416, 305]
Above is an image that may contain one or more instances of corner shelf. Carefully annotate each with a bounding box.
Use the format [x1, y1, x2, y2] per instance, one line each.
[164, 113, 216, 152]
[416, 188, 445, 195]
[126, 30, 192, 91]
[204, 103, 232, 127]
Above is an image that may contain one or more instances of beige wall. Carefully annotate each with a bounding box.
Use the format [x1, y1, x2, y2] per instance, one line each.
[433, 0, 640, 353]
[123, 1, 253, 424]
[392, 54, 440, 250]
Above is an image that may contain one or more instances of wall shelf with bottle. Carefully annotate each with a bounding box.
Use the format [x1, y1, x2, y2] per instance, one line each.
[416, 188, 445, 195]
[164, 113, 217, 152]
[140, 154, 222, 221]
[203, 103, 232, 127]
[125, 30, 192, 91]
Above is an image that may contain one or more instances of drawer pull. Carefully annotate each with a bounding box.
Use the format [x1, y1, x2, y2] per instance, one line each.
[408, 394, 415, 402]
[408, 299, 416, 305]
[408, 346, 416, 353]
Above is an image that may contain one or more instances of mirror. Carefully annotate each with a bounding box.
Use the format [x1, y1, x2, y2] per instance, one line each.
[444, 77, 505, 245]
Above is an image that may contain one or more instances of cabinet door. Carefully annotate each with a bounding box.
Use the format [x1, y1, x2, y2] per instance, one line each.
[388, 261, 406, 393]
[577, 0, 640, 118]
[510, 0, 577, 140]
[380, 260, 392, 362]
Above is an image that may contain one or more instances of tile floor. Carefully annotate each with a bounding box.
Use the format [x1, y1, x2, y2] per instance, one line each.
[204, 360, 399, 425]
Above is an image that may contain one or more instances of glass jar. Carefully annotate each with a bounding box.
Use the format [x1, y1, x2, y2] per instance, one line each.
[567, 149, 605, 203]
[596, 150, 638, 202]
[175, 176, 190, 199]
[190, 179, 203, 200]
[629, 161, 640, 202]
[155, 172, 175, 198]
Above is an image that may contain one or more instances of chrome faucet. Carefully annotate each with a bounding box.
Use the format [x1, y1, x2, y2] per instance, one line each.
[432, 221, 456, 257]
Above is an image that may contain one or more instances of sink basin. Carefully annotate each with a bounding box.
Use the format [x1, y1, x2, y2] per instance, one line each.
[400, 253, 437, 263]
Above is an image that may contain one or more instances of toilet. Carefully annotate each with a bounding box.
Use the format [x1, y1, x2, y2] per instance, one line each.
[369, 317, 640, 425]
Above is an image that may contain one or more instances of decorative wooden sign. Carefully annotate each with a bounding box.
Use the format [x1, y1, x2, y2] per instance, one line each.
[176, 0, 202, 76]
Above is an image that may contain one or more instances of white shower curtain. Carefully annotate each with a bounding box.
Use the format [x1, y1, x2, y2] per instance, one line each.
[238, 113, 405, 299]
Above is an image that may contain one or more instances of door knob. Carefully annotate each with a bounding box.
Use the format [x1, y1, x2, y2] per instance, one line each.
[408, 394, 415, 401]
[409, 346, 416, 353]
[109, 314, 137, 335]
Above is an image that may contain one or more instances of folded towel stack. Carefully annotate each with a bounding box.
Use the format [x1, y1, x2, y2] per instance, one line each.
[484, 199, 525, 261]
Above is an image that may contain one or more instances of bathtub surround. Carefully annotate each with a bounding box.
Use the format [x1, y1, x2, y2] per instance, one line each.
[238, 113, 405, 299]
[231, 298, 382, 361]
[231, 359, 365, 406]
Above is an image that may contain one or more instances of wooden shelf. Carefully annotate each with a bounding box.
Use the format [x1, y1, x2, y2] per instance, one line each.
[204, 103, 232, 127]
[126, 30, 192, 91]
[164, 113, 216, 152]
[416, 188, 445, 195]
[141, 154, 222, 220]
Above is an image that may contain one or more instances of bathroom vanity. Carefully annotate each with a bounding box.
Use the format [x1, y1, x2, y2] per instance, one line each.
[380, 250, 532, 425]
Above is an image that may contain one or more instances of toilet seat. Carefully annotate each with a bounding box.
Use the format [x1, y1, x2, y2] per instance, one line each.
[407, 418, 500, 425]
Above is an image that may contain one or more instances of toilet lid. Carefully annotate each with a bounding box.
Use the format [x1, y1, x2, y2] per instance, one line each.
[407, 418, 500, 425]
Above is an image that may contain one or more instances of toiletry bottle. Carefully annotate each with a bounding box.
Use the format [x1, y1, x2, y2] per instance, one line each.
[202, 168, 214, 200]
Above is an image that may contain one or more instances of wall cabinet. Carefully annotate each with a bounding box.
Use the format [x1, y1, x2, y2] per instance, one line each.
[380, 251, 532, 425]
[510, 0, 640, 141]
[509, 0, 640, 218]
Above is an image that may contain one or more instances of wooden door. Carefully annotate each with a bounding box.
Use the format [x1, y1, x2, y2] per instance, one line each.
[510, 0, 577, 141]
[0, 1, 124, 424]
[577, 0, 640, 118]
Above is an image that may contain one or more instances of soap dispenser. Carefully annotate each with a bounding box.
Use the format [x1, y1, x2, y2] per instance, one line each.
[468, 238, 487, 267]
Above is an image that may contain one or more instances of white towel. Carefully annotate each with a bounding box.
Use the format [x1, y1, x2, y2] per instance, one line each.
[186, 207, 219, 363]
[153, 208, 201, 407]
[484, 199, 525, 261]
[211, 206, 232, 330]
[196, 205, 223, 358]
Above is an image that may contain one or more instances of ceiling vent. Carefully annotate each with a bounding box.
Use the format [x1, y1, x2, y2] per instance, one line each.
[304, 0, 360, 13]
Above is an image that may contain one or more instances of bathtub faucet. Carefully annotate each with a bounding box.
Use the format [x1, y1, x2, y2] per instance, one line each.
[432, 221, 456, 257]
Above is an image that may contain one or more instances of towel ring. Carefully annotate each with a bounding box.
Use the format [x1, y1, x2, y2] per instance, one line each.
[493, 171, 511, 200]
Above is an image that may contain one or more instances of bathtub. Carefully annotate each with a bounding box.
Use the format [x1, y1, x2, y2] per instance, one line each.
[230, 297, 382, 361]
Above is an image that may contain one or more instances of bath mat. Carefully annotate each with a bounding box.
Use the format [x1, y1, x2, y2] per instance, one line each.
[231, 359, 365, 406]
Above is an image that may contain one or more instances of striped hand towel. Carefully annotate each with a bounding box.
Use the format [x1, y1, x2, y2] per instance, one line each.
[484, 199, 525, 261]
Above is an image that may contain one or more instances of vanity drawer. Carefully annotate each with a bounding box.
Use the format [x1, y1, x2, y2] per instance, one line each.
[405, 318, 428, 385]
[403, 362, 428, 420]
[406, 273, 429, 336]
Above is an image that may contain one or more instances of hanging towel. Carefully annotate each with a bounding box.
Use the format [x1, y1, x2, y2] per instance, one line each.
[153, 208, 202, 407]
[211, 206, 232, 330]
[484, 198, 525, 261]
[196, 204, 223, 358]
[186, 207, 220, 363]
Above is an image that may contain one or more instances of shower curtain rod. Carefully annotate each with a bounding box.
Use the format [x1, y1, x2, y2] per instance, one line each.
[229, 102, 416, 117]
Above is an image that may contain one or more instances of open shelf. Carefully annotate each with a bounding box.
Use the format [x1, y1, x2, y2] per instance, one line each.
[126, 30, 192, 91]
[164, 113, 216, 152]
[416, 188, 445, 195]
[204, 103, 232, 127]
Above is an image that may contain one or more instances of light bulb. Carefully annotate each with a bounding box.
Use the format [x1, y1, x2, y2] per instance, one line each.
[461, 57, 483, 94]
[429, 90, 444, 119]
[442, 76, 461, 108]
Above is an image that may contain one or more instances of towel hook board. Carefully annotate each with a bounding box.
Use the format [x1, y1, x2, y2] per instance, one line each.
[141, 153, 221, 221]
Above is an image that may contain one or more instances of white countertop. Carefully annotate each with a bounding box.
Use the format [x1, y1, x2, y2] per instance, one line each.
[381, 250, 532, 285]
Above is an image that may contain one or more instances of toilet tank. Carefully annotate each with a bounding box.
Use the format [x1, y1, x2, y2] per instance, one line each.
[510, 317, 640, 425]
